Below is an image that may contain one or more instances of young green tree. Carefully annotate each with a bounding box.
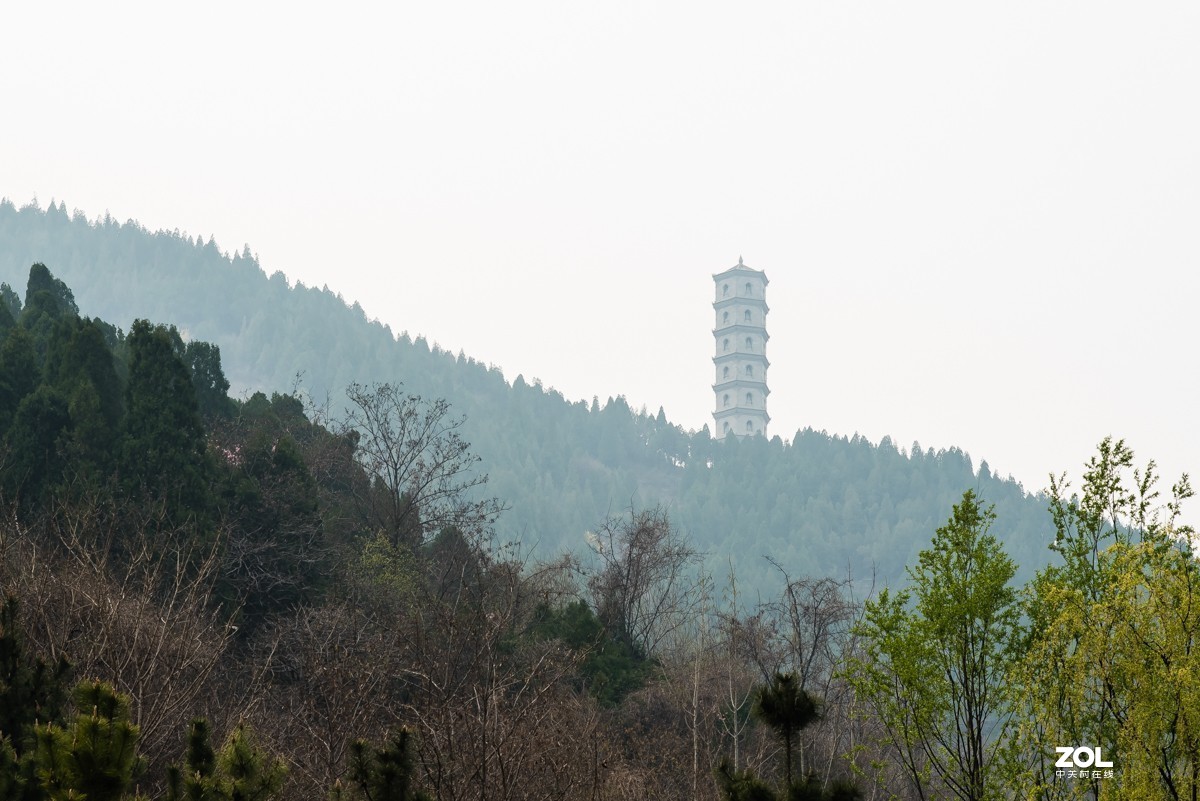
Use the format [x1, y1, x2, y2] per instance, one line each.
[333, 729, 430, 801]
[33, 680, 143, 801]
[0, 595, 72, 801]
[0, 597, 72, 746]
[213, 722, 286, 801]
[715, 757, 778, 801]
[1007, 439, 1195, 799]
[166, 719, 284, 801]
[848, 490, 1021, 801]
[754, 673, 819, 792]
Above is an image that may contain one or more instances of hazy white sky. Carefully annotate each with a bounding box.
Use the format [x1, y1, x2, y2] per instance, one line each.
[4, 2, 1198, 494]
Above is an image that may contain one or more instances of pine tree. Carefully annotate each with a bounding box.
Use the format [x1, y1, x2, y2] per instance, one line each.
[0, 596, 72, 801]
[216, 722, 285, 801]
[753, 673, 819, 792]
[33, 680, 142, 801]
[334, 729, 430, 801]
[166, 719, 284, 801]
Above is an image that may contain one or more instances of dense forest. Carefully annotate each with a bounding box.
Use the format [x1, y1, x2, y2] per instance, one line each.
[0, 200, 1053, 593]
[2, 219, 1199, 799]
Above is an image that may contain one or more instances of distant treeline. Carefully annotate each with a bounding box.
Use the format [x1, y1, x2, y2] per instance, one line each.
[1, 199, 1053, 591]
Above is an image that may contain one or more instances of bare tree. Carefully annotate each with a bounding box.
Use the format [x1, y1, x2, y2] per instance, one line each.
[586, 507, 703, 659]
[250, 602, 401, 797]
[344, 382, 503, 549]
[0, 494, 237, 790]
[397, 534, 597, 801]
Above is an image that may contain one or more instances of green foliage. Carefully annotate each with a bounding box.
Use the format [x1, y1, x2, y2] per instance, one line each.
[121, 318, 211, 519]
[45, 316, 123, 477]
[0, 735, 21, 799]
[718, 674, 859, 801]
[166, 718, 217, 801]
[0, 325, 41, 437]
[4, 386, 73, 509]
[0, 291, 15, 334]
[0, 596, 72, 746]
[19, 264, 79, 367]
[353, 532, 421, 611]
[1008, 438, 1197, 799]
[0, 281, 21, 323]
[183, 340, 234, 421]
[753, 673, 820, 790]
[716, 757, 778, 801]
[848, 490, 1021, 801]
[167, 719, 284, 801]
[215, 393, 329, 629]
[23, 263, 78, 318]
[529, 599, 652, 706]
[213, 723, 286, 801]
[0, 596, 72, 801]
[34, 680, 142, 801]
[336, 729, 430, 801]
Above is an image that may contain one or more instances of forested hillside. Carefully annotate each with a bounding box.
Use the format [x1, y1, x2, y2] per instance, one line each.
[0, 199, 1053, 589]
[3, 215, 1197, 801]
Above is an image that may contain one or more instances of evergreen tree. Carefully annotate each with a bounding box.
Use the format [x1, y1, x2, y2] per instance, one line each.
[0, 327, 41, 436]
[121, 319, 210, 519]
[19, 264, 78, 365]
[0, 596, 72, 801]
[33, 680, 143, 801]
[183, 340, 234, 421]
[0, 282, 21, 323]
[716, 758, 778, 801]
[0, 597, 72, 746]
[22, 263, 77, 318]
[335, 729, 430, 801]
[0, 292, 15, 334]
[3, 386, 72, 509]
[166, 718, 216, 801]
[753, 673, 819, 792]
[166, 719, 285, 801]
[45, 317, 123, 476]
[216, 723, 285, 801]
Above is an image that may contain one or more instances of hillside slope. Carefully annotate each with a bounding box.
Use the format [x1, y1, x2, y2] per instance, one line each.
[0, 200, 1056, 589]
